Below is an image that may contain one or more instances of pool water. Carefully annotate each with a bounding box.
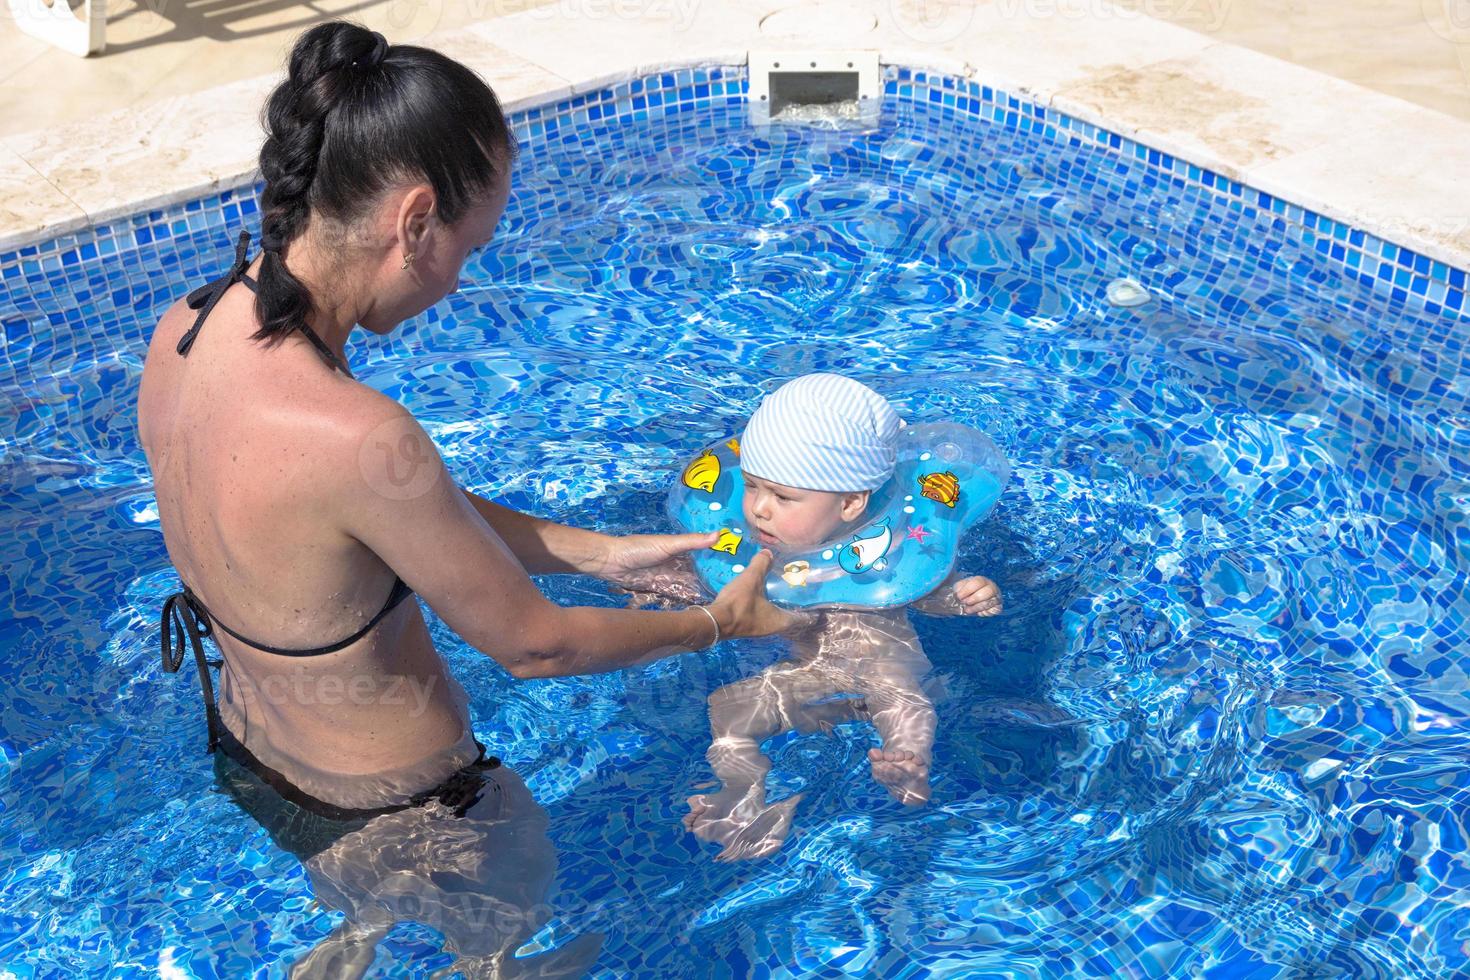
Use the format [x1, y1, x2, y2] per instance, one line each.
[3, 73, 1469, 977]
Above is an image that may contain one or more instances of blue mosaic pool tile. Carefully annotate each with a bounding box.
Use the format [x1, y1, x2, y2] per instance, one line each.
[1, 63, 1465, 327]
[895, 65, 1470, 318]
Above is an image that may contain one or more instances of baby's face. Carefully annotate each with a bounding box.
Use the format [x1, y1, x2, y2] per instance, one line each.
[742, 473, 867, 549]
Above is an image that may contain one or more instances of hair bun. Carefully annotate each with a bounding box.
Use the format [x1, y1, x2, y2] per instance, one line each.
[254, 19, 513, 353]
[356, 30, 388, 69]
[287, 22, 391, 87]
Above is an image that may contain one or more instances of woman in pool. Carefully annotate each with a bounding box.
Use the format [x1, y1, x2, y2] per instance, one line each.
[137, 21, 791, 977]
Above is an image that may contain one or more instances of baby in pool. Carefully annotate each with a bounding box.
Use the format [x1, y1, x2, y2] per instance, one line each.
[616, 374, 1003, 861]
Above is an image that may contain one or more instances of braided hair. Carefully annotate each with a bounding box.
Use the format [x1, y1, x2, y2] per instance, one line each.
[254, 21, 514, 346]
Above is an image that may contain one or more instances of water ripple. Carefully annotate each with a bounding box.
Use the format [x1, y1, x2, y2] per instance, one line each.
[2, 92, 1468, 977]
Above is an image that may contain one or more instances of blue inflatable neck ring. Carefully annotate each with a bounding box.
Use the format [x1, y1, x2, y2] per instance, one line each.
[667, 422, 1010, 609]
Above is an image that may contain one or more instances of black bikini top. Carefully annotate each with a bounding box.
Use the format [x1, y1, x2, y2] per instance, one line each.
[178, 229, 352, 376]
[163, 579, 415, 660]
[160, 577, 414, 758]
[160, 229, 415, 662]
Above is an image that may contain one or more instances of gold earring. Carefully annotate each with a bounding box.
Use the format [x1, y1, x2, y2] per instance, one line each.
[401, 252, 415, 270]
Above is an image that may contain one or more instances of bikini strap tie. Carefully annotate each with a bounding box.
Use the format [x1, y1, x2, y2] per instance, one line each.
[178, 230, 253, 357]
[160, 586, 224, 752]
[412, 743, 502, 817]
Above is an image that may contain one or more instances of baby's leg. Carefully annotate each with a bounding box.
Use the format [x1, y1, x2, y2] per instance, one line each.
[827, 611, 937, 806]
[860, 656, 938, 807]
[685, 662, 842, 860]
[865, 675, 937, 805]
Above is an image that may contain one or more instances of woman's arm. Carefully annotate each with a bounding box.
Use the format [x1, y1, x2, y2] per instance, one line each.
[611, 554, 708, 609]
[459, 489, 609, 575]
[342, 404, 791, 678]
[461, 488, 719, 580]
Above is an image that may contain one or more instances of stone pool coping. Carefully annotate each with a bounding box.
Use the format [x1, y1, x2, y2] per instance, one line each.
[2, 0, 1468, 275]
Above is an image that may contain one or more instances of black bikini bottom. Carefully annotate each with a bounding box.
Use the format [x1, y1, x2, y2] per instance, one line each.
[213, 729, 502, 862]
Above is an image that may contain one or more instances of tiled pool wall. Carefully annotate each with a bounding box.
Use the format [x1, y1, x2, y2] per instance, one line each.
[2, 64, 1466, 329]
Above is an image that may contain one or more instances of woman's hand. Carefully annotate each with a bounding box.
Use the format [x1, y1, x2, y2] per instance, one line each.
[953, 575, 1003, 616]
[595, 531, 719, 582]
[707, 549, 808, 640]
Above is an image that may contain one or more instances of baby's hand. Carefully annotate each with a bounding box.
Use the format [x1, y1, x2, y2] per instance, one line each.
[953, 575, 1003, 616]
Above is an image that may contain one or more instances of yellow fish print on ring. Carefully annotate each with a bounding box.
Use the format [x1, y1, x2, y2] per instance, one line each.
[682, 449, 721, 493]
[918, 471, 960, 508]
[712, 528, 743, 556]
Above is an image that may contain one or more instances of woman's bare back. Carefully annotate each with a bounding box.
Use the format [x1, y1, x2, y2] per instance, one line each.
[138, 266, 477, 809]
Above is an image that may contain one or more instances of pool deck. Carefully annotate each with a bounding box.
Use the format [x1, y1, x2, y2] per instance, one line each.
[2, 0, 1469, 274]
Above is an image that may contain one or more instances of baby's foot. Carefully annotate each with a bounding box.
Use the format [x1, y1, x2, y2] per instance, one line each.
[682, 791, 727, 835]
[683, 790, 804, 861]
[714, 794, 803, 862]
[868, 748, 931, 806]
[683, 786, 755, 839]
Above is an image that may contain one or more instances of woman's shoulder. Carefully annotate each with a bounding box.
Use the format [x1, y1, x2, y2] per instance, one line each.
[318, 388, 453, 518]
[328, 386, 432, 456]
[137, 295, 199, 451]
[145, 292, 197, 355]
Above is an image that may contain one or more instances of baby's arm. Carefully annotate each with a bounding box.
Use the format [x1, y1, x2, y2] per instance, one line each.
[909, 571, 1003, 618]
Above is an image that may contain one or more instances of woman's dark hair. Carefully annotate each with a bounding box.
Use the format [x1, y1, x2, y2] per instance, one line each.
[253, 21, 515, 346]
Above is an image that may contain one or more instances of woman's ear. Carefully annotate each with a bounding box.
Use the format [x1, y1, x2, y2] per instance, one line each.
[840, 490, 871, 522]
[395, 184, 437, 255]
